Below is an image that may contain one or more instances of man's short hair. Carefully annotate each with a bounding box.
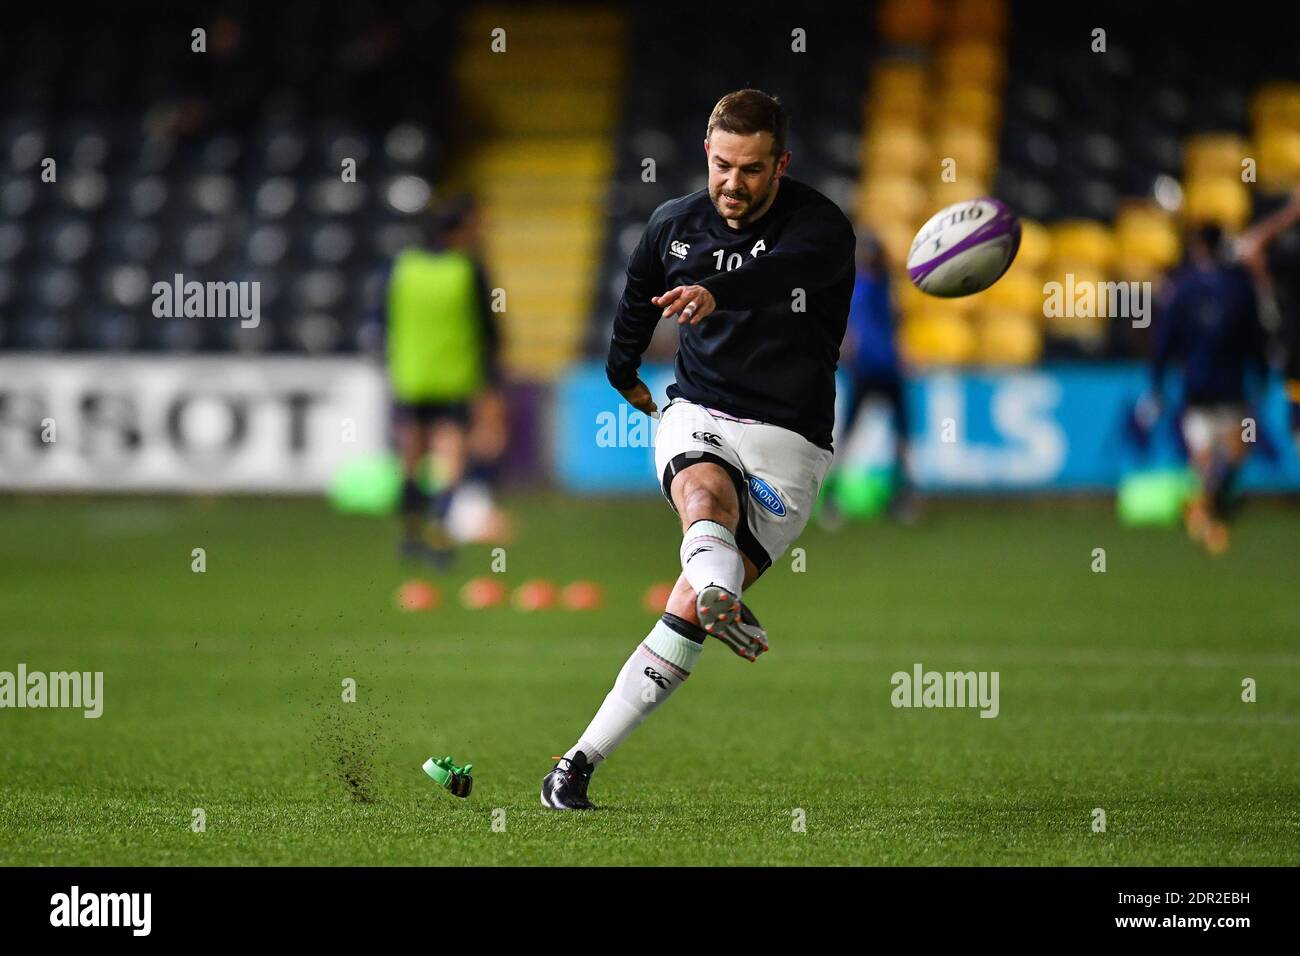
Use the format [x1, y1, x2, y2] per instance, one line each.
[706, 89, 788, 158]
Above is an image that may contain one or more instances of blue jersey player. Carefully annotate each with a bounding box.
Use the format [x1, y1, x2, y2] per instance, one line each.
[1141, 224, 1268, 553]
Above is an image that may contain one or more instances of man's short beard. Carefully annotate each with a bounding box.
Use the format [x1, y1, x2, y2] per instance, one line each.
[714, 176, 773, 221]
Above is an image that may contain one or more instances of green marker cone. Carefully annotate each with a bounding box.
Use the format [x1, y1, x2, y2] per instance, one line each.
[422, 755, 474, 798]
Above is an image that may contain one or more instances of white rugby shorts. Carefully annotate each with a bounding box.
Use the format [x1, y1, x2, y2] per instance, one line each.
[653, 398, 833, 576]
[1182, 403, 1246, 456]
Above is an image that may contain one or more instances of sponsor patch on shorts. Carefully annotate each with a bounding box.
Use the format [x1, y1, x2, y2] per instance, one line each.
[747, 475, 787, 516]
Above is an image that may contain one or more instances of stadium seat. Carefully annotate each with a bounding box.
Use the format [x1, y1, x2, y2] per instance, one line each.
[1251, 82, 1300, 131]
[312, 178, 368, 217]
[127, 135, 178, 175]
[877, 0, 940, 47]
[1, 175, 39, 221]
[0, 267, 16, 311]
[0, 222, 24, 266]
[1115, 204, 1181, 276]
[127, 177, 169, 218]
[931, 124, 996, 183]
[246, 225, 290, 268]
[1015, 218, 1051, 272]
[19, 314, 74, 349]
[948, 0, 1007, 41]
[35, 266, 81, 311]
[1183, 176, 1251, 229]
[189, 175, 239, 217]
[1049, 220, 1116, 272]
[291, 313, 344, 354]
[875, 221, 917, 272]
[103, 220, 162, 263]
[900, 310, 976, 366]
[981, 267, 1042, 315]
[155, 316, 203, 352]
[936, 86, 1002, 135]
[1256, 128, 1300, 186]
[928, 177, 989, 209]
[5, 120, 47, 172]
[45, 219, 94, 265]
[181, 221, 226, 267]
[198, 135, 242, 173]
[99, 264, 152, 310]
[61, 170, 109, 214]
[858, 176, 927, 231]
[257, 128, 307, 175]
[1183, 133, 1252, 180]
[937, 41, 1005, 89]
[975, 308, 1042, 365]
[1041, 263, 1109, 350]
[307, 221, 358, 265]
[862, 123, 930, 179]
[84, 309, 139, 351]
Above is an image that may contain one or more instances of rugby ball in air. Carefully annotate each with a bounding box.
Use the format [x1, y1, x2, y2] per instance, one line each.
[907, 198, 1021, 297]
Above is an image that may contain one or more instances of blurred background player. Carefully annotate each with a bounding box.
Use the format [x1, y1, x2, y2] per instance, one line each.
[1237, 187, 1300, 459]
[1140, 224, 1268, 553]
[382, 194, 503, 566]
[821, 229, 917, 528]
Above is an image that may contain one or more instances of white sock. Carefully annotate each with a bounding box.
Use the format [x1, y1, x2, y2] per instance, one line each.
[566, 615, 706, 765]
[679, 518, 744, 598]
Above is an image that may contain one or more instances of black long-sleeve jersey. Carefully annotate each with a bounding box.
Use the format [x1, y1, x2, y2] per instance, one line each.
[605, 176, 857, 450]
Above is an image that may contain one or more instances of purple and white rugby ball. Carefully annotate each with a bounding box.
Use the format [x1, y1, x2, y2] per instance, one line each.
[907, 198, 1021, 297]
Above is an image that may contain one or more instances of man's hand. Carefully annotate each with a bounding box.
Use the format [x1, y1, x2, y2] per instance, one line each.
[653, 285, 717, 325]
[617, 378, 658, 418]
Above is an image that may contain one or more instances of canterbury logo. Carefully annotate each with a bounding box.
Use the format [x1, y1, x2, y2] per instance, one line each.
[692, 431, 722, 447]
[643, 667, 669, 688]
[669, 240, 690, 260]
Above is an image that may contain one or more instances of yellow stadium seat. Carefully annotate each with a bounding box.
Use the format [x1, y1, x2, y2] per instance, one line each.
[895, 278, 932, 316]
[936, 42, 1005, 88]
[878, 0, 940, 46]
[927, 177, 989, 209]
[872, 61, 929, 96]
[1115, 204, 1181, 273]
[975, 308, 1042, 365]
[1251, 82, 1300, 131]
[876, 222, 918, 271]
[979, 268, 1042, 314]
[1182, 177, 1251, 230]
[1183, 133, 1252, 180]
[935, 86, 1003, 134]
[1015, 219, 1051, 272]
[1113, 259, 1166, 285]
[868, 82, 929, 117]
[1041, 263, 1107, 296]
[1040, 265, 1111, 347]
[868, 97, 930, 127]
[948, 0, 1008, 41]
[900, 311, 976, 365]
[862, 124, 930, 177]
[931, 124, 996, 181]
[1049, 220, 1116, 271]
[1256, 128, 1300, 187]
[908, 285, 983, 319]
[859, 175, 929, 230]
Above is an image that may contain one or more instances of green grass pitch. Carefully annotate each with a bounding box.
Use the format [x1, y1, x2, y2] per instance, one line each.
[0, 494, 1297, 866]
